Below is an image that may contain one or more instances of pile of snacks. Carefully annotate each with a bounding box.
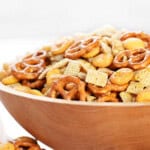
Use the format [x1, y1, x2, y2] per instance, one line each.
[0, 136, 45, 150]
[1, 26, 150, 102]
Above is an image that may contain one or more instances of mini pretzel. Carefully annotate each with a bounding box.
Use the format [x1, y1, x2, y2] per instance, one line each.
[128, 48, 150, 70]
[12, 58, 45, 80]
[47, 75, 86, 100]
[113, 49, 150, 70]
[120, 32, 150, 48]
[113, 50, 130, 68]
[24, 50, 47, 60]
[65, 37, 99, 59]
[11, 51, 47, 80]
[14, 136, 41, 150]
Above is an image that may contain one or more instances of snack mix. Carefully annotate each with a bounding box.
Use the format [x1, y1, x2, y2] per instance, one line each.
[1, 25, 150, 102]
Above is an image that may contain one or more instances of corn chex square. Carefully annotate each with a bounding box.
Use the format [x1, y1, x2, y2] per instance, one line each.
[135, 68, 150, 87]
[64, 61, 81, 76]
[126, 81, 144, 94]
[119, 92, 133, 102]
[85, 70, 108, 87]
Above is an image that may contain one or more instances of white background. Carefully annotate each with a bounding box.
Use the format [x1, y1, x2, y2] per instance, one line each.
[0, 0, 150, 149]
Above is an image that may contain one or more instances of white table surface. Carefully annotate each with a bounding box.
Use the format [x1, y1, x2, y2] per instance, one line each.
[0, 38, 54, 150]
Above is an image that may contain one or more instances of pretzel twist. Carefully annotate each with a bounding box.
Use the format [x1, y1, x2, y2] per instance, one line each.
[113, 49, 150, 70]
[65, 37, 99, 59]
[47, 76, 87, 101]
[11, 50, 47, 80]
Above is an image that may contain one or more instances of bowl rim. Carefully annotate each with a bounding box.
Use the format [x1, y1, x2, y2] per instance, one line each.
[0, 83, 149, 107]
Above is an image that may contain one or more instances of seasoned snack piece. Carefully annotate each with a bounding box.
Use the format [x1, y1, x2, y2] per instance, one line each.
[65, 36, 99, 59]
[0, 71, 8, 81]
[127, 81, 144, 94]
[123, 37, 145, 50]
[28, 89, 43, 96]
[135, 68, 150, 87]
[51, 38, 74, 55]
[47, 76, 86, 100]
[98, 68, 114, 76]
[77, 72, 86, 80]
[22, 79, 45, 89]
[85, 70, 108, 87]
[120, 91, 133, 102]
[38, 58, 69, 79]
[14, 136, 41, 150]
[0, 142, 15, 150]
[0, 63, 11, 81]
[109, 82, 128, 92]
[97, 92, 119, 102]
[82, 46, 100, 58]
[64, 61, 81, 76]
[77, 59, 96, 71]
[120, 32, 150, 48]
[92, 53, 113, 68]
[88, 83, 111, 95]
[111, 39, 124, 55]
[1, 75, 19, 85]
[88, 81, 128, 96]
[136, 89, 150, 102]
[46, 68, 61, 86]
[110, 68, 134, 85]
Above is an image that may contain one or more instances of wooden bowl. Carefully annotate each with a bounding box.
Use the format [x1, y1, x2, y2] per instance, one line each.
[0, 83, 150, 150]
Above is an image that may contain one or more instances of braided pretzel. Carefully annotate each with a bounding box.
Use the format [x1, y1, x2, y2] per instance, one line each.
[14, 136, 41, 150]
[128, 48, 150, 70]
[120, 32, 150, 48]
[113, 50, 130, 68]
[65, 37, 99, 59]
[11, 51, 47, 80]
[113, 49, 150, 70]
[24, 50, 47, 60]
[47, 75, 86, 101]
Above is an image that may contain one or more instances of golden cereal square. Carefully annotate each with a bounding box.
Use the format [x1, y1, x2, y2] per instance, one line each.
[85, 70, 108, 87]
[135, 68, 150, 87]
[119, 91, 133, 102]
[64, 61, 81, 76]
[127, 81, 144, 94]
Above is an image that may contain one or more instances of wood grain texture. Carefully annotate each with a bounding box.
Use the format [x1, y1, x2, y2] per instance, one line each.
[0, 87, 150, 150]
